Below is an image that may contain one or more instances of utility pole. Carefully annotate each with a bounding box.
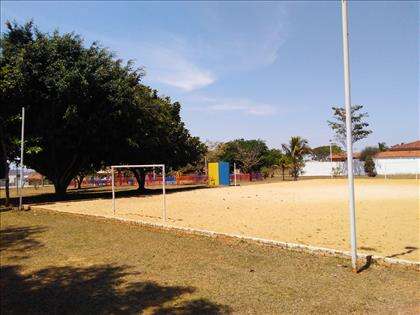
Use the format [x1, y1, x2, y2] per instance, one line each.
[341, 0, 358, 271]
[19, 107, 25, 210]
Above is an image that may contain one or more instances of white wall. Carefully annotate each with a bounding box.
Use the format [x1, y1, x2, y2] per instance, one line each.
[302, 161, 365, 177]
[302, 158, 419, 176]
[302, 161, 335, 176]
[374, 158, 419, 175]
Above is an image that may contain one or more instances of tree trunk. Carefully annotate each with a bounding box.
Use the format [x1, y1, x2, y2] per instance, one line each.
[4, 166, 10, 207]
[0, 121, 10, 207]
[133, 169, 146, 193]
[54, 182, 68, 198]
[53, 174, 74, 198]
[49, 156, 83, 197]
[281, 166, 285, 181]
[75, 175, 84, 189]
[292, 168, 298, 181]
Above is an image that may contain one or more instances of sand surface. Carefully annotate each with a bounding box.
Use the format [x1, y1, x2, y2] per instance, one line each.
[33, 178, 419, 261]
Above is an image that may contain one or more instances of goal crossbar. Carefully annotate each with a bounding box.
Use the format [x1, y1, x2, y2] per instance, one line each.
[111, 164, 167, 221]
[111, 164, 165, 169]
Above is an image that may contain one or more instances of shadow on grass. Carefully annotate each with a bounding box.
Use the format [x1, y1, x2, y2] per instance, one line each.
[1, 264, 231, 314]
[0, 207, 14, 213]
[386, 246, 418, 259]
[10, 185, 209, 206]
[0, 224, 231, 314]
[0, 226, 46, 258]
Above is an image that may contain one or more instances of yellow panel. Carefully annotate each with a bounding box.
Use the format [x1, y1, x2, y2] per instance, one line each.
[208, 162, 219, 186]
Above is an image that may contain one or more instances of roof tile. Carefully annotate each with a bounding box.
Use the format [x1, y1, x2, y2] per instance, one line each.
[375, 150, 420, 158]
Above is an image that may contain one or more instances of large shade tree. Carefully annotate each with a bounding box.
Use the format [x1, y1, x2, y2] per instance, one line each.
[1, 22, 205, 197]
[0, 22, 145, 196]
[218, 139, 268, 173]
[115, 86, 206, 192]
[1, 21, 45, 203]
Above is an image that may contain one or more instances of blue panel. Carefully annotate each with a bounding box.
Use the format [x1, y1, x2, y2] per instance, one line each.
[218, 161, 230, 185]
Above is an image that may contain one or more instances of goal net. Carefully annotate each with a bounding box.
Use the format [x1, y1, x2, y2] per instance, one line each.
[111, 164, 167, 221]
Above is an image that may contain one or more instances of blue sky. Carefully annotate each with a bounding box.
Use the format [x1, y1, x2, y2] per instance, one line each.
[1, 1, 418, 150]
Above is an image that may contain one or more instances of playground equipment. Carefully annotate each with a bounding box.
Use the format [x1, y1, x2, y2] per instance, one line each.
[208, 161, 230, 186]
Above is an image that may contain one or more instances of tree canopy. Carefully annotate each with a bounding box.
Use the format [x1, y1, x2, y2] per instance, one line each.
[327, 105, 372, 148]
[359, 146, 380, 162]
[310, 144, 342, 161]
[0, 21, 205, 196]
[218, 139, 269, 173]
[282, 136, 310, 180]
[378, 142, 388, 152]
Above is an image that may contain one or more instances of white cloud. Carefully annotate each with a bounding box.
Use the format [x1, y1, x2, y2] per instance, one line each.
[187, 96, 277, 116]
[156, 69, 215, 92]
[86, 35, 216, 92]
[78, 3, 288, 92]
[148, 48, 216, 91]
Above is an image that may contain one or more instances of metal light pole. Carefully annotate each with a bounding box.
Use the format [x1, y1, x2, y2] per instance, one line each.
[329, 140, 333, 178]
[111, 167, 115, 215]
[19, 107, 25, 210]
[341, 0, 358, 271]
[162, 165, 167, 222]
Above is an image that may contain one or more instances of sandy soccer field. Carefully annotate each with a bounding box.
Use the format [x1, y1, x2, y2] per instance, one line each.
[32, 178, 419, 261]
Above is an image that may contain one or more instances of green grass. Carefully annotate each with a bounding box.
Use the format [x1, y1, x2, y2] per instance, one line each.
[1, 209, 418, 314]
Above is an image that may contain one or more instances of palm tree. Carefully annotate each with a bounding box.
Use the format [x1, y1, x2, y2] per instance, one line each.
[282, 136, 310, 180]
[378, 142, 388, 152]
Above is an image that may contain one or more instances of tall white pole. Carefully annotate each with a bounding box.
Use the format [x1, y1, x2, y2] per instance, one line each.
[329, 140, 333, 178]
[233, 162, 237, 186]
[19, 107, 25, 210]
[341, 0, 357, 271]
[111, 167, 115, 215]
[162, 165, 167, 221]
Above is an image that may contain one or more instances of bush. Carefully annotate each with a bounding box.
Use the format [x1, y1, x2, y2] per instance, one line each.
[360, 146, 380, 161]
[260, 166, 274, 178]
[332, 166, 343, 177]
[364, 157, 377, 177]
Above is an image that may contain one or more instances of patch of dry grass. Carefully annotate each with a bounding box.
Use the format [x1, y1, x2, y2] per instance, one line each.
[1, 209, 419, 314]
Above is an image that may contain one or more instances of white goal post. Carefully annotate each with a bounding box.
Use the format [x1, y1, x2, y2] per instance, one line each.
[111, 164, 167, 221]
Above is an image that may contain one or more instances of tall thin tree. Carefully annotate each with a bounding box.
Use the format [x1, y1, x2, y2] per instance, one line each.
[328, 105, 372, 148]
[282, 136, 310, 180]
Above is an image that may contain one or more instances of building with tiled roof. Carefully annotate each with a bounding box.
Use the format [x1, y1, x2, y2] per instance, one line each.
[389, 141, 420, 151]
[375, 141, 420, 159]
[374, 140, 419, 175]
[331, 152, 361, 161]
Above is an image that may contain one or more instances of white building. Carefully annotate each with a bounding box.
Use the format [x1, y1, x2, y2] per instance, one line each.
[302, 152, 365, 177]
[374, 140, 420, 176]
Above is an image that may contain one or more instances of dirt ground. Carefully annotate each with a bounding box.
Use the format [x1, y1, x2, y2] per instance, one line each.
[1, 210, 419, 314]
[31, 178, 419, 261]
